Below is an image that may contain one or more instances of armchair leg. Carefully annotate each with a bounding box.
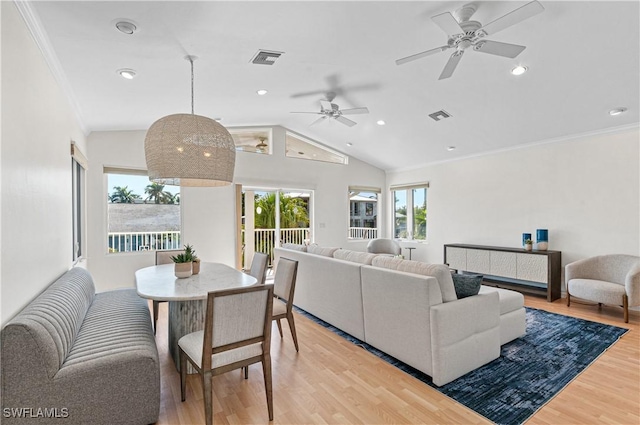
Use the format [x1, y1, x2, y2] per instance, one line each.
[623, 294, 629, 323]
[567, 292, 571, 307]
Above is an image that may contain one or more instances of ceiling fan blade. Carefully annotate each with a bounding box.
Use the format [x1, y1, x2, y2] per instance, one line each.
[480, 0, 544, 36]
[341, 107, 369, 115]
[396, 46, 449, 65]
[438, 50, 464, 80]
[431, 12, 464, 36]
[290, 111, 322, 114]
[335, 116, 357, 127]
[309, 116, 327, 127]
[319, 100, 333, 111]
[474, 40, 526, 58]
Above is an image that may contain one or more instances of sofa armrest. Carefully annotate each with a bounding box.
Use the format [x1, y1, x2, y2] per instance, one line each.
[626, 263, 640, 306]
[430, 291, 500, 386]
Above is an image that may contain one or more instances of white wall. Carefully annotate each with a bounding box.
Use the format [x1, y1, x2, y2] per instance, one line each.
[1, 2, 87, 323]
[86, 126, 386, 291]
[386, 128, 640, 287]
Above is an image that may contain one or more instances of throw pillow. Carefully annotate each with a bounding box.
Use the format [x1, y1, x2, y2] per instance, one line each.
[452, 274, 483, 299]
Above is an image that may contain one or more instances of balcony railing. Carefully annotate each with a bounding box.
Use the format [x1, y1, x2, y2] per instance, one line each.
[348, 227, 378, 240]
[108, 231, 181, 253]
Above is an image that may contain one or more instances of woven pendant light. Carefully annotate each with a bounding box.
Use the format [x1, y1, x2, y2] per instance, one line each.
[144, 56, 236, 187]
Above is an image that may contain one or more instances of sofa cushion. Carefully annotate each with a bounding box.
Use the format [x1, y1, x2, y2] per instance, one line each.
[333, 249, 378, 265]
[452, 274, 482, 298]
[479, 286, 525, 315]
[307, 244, 340, 257]
[281, 243, 307, 252]
[371, 256, 458, 302]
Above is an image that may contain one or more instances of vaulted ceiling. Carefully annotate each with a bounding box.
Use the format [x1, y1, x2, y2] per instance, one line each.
[26, 1, 640, 171]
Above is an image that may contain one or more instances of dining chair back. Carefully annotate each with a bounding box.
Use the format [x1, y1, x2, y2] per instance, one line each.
[248, 252, 269, 285]
[178, 284, 274, 425]
[272, 257, 300, 351]
[152, 249, 184, 334]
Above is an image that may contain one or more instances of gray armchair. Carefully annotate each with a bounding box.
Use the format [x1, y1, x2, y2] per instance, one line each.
[566, 254, 640, 322]
[366, 238, 401, 256]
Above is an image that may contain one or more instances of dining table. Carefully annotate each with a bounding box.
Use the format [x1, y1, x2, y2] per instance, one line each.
[135, 262, 257, 372]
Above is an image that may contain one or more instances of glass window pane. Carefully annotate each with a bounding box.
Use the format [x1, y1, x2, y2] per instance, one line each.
[349, 191, 378, 239]
[106, 173, 181, 253]
[412, 187, 427, 240]
[394, 190, 407, 238]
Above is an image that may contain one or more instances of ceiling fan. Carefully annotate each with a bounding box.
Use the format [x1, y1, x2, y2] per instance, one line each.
[255, 137, 268, 153]
[291, 92, 369, 127]
[396, 1, 544, 80]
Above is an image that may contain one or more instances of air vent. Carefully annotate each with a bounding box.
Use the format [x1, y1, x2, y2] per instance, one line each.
[251, 50, 284, 65]
[429, 110, 452, 121]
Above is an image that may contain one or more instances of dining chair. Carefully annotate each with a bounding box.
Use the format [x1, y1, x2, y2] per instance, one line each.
[178, 284, 274, 425]
[248, 252, 269, 286]
[154, 249, 183, 334]
[272, 257, 300, 352]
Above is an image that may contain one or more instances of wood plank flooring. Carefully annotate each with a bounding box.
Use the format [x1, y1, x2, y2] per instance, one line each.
[153, 296, 639, 424]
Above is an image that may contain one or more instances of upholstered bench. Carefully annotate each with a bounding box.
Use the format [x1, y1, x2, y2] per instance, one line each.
[479, 286, 526, 345]
[1, 268, 160, 425]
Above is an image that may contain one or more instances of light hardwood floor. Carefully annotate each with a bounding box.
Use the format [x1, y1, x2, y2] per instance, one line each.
[152, 296, 639, 425]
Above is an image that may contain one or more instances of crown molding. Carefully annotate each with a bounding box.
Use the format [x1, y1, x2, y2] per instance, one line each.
[386, 123, 640, 175]
[14, 1, 88, 135]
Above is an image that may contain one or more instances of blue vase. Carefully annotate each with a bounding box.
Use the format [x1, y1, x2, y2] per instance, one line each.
[522, 233, 532, 247]
[536, 229, 548, 250]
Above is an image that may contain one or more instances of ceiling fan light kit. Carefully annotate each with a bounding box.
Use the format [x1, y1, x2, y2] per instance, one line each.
[144, 55, 236, 187]
[396, 0, 545, 80]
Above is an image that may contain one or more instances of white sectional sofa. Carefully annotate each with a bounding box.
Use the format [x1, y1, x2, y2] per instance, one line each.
[275, 245, 526, 386]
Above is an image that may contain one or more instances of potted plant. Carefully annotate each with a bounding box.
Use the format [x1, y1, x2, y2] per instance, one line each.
[171, 250, 193, 279]
[185, 244, 200, 274]
[524, 239, 533, 251]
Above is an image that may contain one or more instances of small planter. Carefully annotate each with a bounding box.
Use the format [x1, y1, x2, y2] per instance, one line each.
[174, 262, 192, 279]
[192, 260, 201, 275]
[524, 243, 533, 251]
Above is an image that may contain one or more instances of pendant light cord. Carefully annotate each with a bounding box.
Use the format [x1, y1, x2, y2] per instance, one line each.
[190, 56, 195, 115]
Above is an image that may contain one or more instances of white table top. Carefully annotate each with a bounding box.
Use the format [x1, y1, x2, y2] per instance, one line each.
[135, 262, 257, 301]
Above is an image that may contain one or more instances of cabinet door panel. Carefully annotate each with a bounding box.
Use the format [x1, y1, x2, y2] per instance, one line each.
[517, 254, 548, 283]
[490, 251, 517, 278]
[446, 247, 466, 270]
[466, 249, 491, 274]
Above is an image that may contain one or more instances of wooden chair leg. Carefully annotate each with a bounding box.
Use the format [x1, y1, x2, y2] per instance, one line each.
[276, 318, 283, 338]
[286, 313, 299, 352]
[203, 371, 213, 425]
[567, 291, 571, 307]
[179, 349, 187, 402]
[261, 355, 274, 421]
[153, 300, 160, 335]
[623, 294, 629, 323]
[244, 366, 248, 379]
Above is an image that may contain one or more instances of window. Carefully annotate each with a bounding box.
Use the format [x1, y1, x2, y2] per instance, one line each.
[71, 142, 87, 262]
[391, 183, 428, 241]
[285, 131, 349, 165]
[105, 168, 181, 253]
[348, 187, 380, 240]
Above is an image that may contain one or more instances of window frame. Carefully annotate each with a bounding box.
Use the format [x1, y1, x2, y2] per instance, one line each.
[391, 182, 429, 242]
[71, 142, 87, 263]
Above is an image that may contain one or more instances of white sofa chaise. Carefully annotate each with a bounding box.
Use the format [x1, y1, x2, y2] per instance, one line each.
[275, 246, 525, 386]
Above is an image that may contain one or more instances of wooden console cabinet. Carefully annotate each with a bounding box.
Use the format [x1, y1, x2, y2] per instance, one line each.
[444, 244, 562, 302]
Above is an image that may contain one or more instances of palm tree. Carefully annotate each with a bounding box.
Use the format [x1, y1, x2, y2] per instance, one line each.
[166, 192, 180, 205]
[254, 193, 309, 229]
[109, 186, 141, 203]
[144, 182, 172, 204]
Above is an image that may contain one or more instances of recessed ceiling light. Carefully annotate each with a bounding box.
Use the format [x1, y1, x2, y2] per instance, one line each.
[346, 142, 353, 147]
[511, 65, 527, 76]
[256, 89, 268, 96]
[609, 107, 627, 116]
[115, 21, 137, 35]
[376, 120, 386, 126]
[447, 146, 456, 151]
[117, 69, 136, 79]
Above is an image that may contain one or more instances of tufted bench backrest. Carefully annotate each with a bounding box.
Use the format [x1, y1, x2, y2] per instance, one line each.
[1, 267, 95, 379]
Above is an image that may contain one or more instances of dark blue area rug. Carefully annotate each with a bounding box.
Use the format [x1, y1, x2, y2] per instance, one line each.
[295, 306, 628, 425]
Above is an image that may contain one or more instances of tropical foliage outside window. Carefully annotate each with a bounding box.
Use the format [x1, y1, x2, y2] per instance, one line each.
[253, 192, 309, 229]
[393, 186, 427, 241]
